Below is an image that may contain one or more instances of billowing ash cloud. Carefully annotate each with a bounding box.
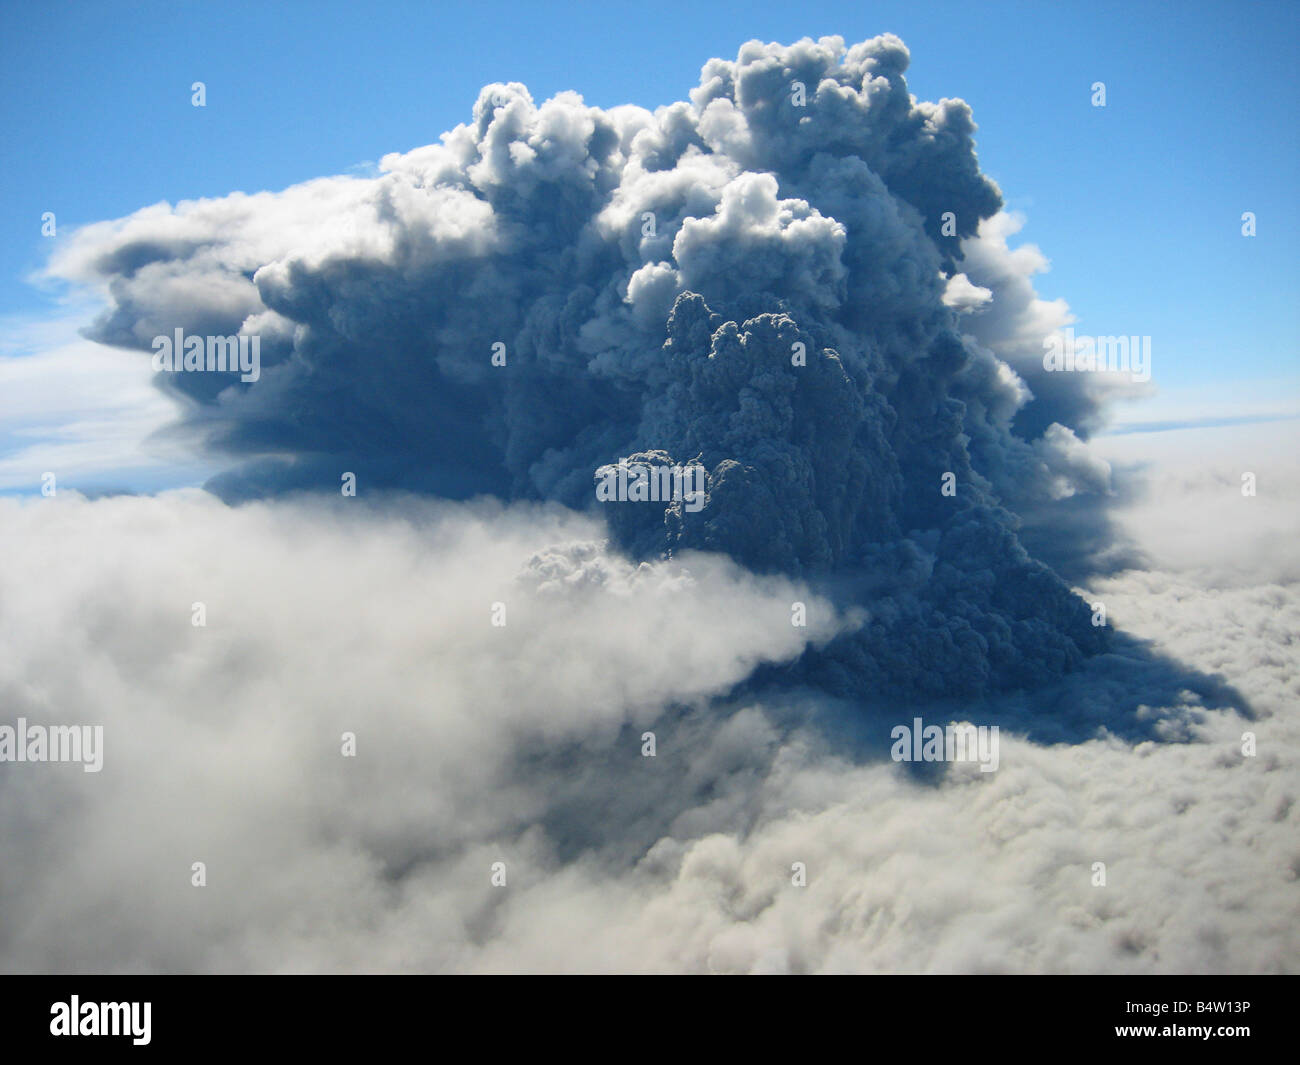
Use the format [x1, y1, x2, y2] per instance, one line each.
[15, 36, 1300, 973]
[50, 34, 1129, 698]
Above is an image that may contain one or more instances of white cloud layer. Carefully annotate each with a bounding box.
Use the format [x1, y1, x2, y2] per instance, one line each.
[1, 449, 1295, 973]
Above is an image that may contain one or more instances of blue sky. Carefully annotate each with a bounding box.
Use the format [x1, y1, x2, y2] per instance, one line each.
[0, 0, 1296, 493]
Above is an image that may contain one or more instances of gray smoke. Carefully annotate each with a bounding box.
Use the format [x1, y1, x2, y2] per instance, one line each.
[53, 34, 1129, 698]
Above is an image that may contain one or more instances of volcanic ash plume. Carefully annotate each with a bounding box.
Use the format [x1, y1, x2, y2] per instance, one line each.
[53, 34, 1116, 698]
